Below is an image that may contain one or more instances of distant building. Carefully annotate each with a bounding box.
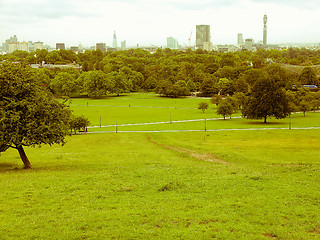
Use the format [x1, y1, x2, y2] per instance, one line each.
[196, 25, 212, 51]
[8, 42, 18, 53]
[28, 41, 35, 52]
[244, 38, 254, 51]
[70, 46, 79, 52]
[96, 43, 106, 52]
[18, 42, 29, 52]
[2, 35, 18, 52]
[56, 43, 65, 50]
[34, 42, 44, 50]
[237, 33, 244, 47]
[167, 37, 178, 49]
[214, 45, 238, 52]
[121, 40, 127, 49]
[112, 31, 117, 48]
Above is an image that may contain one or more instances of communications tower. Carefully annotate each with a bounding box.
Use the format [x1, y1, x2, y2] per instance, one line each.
[263, 14, 267, 46]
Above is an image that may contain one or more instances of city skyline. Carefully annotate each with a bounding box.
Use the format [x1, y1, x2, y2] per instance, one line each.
[1, 0, 320, 48]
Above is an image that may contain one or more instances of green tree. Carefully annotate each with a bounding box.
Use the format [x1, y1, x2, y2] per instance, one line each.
[119, 67, 145, 91]
[216, 98, 234, 120]
[299, 100, 311, 117]
[200, 75, 219, 95]
[198, 102, 209, 113]
[71, 116, 90, 134]
[217, 77, 234, 95]
[34, 49, 49, 64]
[81, 71, 114, 98]
[45, 50, 63, 64]
[242, 77, 290, 123]
[299, 67, 318, 85]
[108, 71, 132, 96]
[232, 92, 247, 110]
[210, 94, 223, 107]
[219, 52, 239, 68]
[233, 75, 249, 94]
[50, 72, 77, 96]
[0, 63, 73, 169]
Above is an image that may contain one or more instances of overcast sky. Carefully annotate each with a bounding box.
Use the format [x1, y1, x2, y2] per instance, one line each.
[1, 0, 320, 48]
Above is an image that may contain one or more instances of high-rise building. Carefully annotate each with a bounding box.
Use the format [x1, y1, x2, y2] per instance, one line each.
[167, 37, 178, 49]
[8, 42, 18, 53]
[196, 25, 212, 50]
[96, 43, 106, 52]
[112, 31, 117, 48]
[263, 14, 268, 46]
[56, 43, 65, 50]
[121, 40, 127, 49]
[237, 33, 244, 46]
[18, 42, 29, 52]
[2, 35, 18, 52]
[245, 38, 254, 51]
[34, 42, 44, 50]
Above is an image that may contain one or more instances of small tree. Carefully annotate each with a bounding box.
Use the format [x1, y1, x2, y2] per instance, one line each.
[71, 116, 90, 134]
[198, 102, 209, 113]
[217, 98, 234, 120]
[299, 100, 311, 117]
[211, 94, 223, 107]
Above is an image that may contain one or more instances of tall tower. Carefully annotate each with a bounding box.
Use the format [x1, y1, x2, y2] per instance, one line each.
[237, 33, 244, 46]
[196, 25, 211, 50]
[112, 31, 117, 48]
[263, 14, 268, 46]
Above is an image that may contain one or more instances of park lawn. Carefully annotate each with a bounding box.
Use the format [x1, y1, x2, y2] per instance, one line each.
[87, 112, 320, 132]
[0, 129, 319, 239]
[70, 93, 216, 126]
[68, 93, 320, 131]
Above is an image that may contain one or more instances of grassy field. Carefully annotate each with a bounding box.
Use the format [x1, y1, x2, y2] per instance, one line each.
[1, 93, 320, 239]
[70, 92, 320, 132]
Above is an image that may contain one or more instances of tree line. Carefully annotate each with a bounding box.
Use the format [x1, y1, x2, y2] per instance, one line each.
[2, 48, 319, 99]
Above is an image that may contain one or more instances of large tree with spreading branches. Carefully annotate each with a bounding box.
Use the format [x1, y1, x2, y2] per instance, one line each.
[0, 63, 73, 169]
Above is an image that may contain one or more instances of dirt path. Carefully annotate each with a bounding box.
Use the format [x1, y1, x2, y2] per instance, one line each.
[146, 135, 229, 165]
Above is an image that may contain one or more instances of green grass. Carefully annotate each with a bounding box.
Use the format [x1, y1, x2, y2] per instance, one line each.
[1, 93, 320, 239]
[70, 93, 216, 126]
[69, 93, 320, 132]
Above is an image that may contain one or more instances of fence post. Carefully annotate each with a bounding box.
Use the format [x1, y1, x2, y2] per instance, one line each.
[205, 119, 207, 132]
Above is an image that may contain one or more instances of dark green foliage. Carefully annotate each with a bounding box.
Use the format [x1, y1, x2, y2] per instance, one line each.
[242, 77, 290, 123]
[198, 102, 209, 113]
[80, 70, 114, 97]
[50, 72, 77, 96]
[299, 66, 318, 85]
[70, 116, 90, 134]
[216, 97, 237, 120]
[0, 63, 73, 168]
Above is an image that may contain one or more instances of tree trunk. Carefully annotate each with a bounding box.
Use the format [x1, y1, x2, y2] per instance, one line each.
[264, 116, 267, 123]
[17, 145, 32, 169]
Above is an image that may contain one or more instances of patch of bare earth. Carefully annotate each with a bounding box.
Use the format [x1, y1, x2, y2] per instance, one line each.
[262, 233, 277, 238]
[146, 135, 228, 165]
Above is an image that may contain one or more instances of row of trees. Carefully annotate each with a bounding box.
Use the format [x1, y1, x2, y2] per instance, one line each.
[6, 48, 318, 99]
[3, 47, 320, 67]
[198, 85, 320, 123]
